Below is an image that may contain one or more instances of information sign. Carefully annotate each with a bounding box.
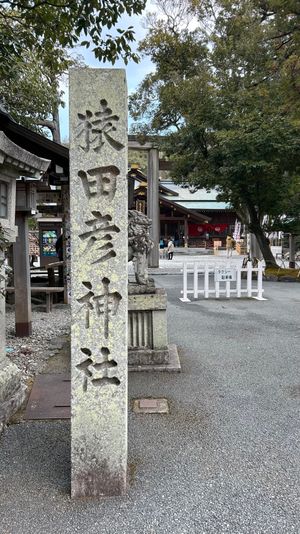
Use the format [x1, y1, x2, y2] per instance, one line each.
[215, 267, 237, 282]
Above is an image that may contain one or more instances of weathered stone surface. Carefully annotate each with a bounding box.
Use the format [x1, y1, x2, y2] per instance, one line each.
[128, 279, 156, 295]
[70, 69, 128, 498]
[128, 289, 168, 353]
[129, 344, 181, 373]
[128, 289, 167, 311]
[132, 397, 169, 414]
[0, 378, 26, 426]
[128, 348, 169, 366]
[128, 286, 172, 370]
[0, 256, 26, 428]
[128, 209, 153, 285]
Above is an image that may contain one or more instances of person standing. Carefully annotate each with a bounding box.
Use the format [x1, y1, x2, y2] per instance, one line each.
[226, 235, 234, 258]
[167, 237, 174, 260]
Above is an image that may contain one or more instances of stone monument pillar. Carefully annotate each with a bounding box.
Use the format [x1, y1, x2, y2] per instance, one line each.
[70, 68, 128, 498]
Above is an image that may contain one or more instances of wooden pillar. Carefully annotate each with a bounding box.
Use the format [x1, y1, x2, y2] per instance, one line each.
[184, 217, 189, 248]
[147, 148, 160, 267]
[62, 184, 71, 303]
[13, 212, 32, 337]
[128, 175, 135, 209]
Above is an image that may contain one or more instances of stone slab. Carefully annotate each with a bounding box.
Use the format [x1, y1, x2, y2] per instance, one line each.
[128, 279, 156, 295]
[128, 344, 181, 373]
[132, 397, 169, 414]
[25, 374, 71, 420]
[128, 348, 169, 366]
[128, 290, 167, 311]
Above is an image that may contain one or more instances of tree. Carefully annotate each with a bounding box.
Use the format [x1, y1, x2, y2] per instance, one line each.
[0, 1, 147, 76]
[0, 43, 79, 141]
[130, 0, 300, 267]
[0, 1, 147, 140]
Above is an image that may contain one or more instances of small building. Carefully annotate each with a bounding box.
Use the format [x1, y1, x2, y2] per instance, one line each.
[129, 166, 237, 248]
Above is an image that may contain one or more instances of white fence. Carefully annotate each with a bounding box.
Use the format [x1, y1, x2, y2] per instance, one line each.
[180, 261, 266, 302]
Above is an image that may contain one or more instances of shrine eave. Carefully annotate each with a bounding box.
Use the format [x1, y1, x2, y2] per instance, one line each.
[0, 109, 69, 173]
[159, 196, 211, 223]
[129, 167, 178, 197]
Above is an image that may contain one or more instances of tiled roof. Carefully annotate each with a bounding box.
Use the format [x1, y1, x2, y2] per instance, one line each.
[175, 201, 232, 211]
[160, 182, 232, 210]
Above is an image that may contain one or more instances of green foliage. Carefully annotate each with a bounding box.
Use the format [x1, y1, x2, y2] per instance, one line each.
[0, 1, 147, 138]
[130, 0, 300, 265]
[0, 43, 73, 137]
[0, 0, 146, 74]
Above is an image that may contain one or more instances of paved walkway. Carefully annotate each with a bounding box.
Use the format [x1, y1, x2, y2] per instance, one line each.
[0, 277, 299, 533]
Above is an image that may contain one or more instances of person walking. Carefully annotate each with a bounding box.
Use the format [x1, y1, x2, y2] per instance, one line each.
[167, 237, 174, 260]
[226, 234, 234, 258]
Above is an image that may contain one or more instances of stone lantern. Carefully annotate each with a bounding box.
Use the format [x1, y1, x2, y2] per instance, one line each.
[0, 132, 50, 430]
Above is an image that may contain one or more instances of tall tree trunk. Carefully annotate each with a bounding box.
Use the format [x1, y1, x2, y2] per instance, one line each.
[35, 98, 61, 143]
[252, 224, 277, 267]
[52, 106, 61, 144]
[289, 234, 296, 268]
[247, 202, 277, 268]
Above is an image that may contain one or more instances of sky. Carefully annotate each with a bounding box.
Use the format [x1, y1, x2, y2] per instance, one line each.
[59, 1, 155, 142]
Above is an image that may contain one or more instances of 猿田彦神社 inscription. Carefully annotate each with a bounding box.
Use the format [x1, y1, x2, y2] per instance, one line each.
[75, 99, 125, 153]
[70, 69, 128, 498]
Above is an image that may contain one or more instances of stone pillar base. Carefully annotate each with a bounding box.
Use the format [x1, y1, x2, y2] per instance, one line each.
[0, 359, 26, 433]
[129, 344, 181, 372]
[128, 288, 181, 372]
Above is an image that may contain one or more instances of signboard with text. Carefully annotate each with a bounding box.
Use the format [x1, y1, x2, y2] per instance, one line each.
[214, 267, 237, 282]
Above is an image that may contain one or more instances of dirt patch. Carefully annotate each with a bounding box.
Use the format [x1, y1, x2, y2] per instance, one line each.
[41, 338, 70, 374]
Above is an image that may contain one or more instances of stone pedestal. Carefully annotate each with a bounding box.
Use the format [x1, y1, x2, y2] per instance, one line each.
[128, 283, 181, 372]
[70, 69, 128, 498]
[0, 252, 26, 432]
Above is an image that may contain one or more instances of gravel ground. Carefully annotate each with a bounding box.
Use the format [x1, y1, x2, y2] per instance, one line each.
[5, 305, 70, 378]
[0, 278, 299, 534]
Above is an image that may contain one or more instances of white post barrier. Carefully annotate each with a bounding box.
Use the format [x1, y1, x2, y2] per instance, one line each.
[193, 262, 198, 299]
[215, 280, 220, 299]
[180, 262, 191, 302]
[226, 280, 230, 298]
[253, 262, 267, 301]
[236, 265, 241, 298]
[180, 260, 267, 302]
[204, 264, 209, 299]
[247, 261, 252, 298]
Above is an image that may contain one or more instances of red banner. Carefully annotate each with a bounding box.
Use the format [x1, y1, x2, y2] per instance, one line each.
[188, 223, 229, 236]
